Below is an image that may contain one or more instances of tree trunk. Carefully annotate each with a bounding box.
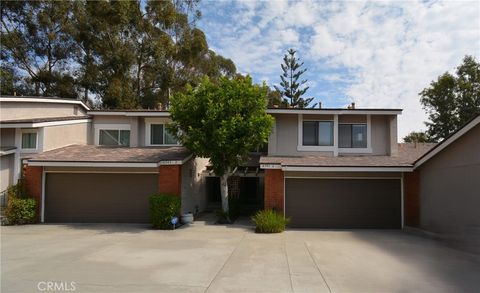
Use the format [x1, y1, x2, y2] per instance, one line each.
[220, 172, 229, 214]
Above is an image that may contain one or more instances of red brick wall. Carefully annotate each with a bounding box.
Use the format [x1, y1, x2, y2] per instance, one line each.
[404, 171, 420, 227]
[23, 165, 43, 222]
[264, 169, 284, 213]
[158, 165, 182, 196]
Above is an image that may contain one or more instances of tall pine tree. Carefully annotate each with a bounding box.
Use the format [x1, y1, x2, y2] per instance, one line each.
[274, 49, 316, 108]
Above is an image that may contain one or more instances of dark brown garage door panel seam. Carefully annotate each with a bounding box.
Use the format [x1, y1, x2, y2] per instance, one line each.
[285, 178, 401, 229]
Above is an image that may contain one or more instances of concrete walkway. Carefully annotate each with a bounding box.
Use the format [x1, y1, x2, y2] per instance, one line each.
[2, 217, 479, 292]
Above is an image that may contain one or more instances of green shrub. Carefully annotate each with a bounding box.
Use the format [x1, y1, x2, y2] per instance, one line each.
[149, 194, 181, 229]
[7, 181, 27, 198]
[5, 197, 37, 225]
[251, 210, 289, 233]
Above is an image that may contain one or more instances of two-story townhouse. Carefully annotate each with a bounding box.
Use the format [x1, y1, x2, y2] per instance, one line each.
[0, 96, 91, 195]
[22, 109, 208, 223]
[260, 106, 435, 229]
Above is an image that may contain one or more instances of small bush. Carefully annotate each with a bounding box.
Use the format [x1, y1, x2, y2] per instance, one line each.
[5, 197, 37, 225]
[251, 210, 289, 233]
[7, 181, 27, 198]
[149, 194, 181, 229]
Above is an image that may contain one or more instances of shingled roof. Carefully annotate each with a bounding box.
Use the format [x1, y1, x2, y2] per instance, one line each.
[28, 144, 191, 165]
[260, 143, 435, 168]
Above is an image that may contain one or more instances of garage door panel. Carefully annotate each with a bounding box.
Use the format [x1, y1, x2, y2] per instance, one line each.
[285, 178, 401, 228]
[46, 173, 158, 223]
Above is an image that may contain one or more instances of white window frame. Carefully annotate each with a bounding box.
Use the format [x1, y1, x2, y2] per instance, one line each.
[338, 115, 372, 154]
[94, 124, 131, 146]
[297, 114, 335, 152]
[145, 118, 179, 147]
[20, 129, 39, 152]
[297, 114, 372, 155]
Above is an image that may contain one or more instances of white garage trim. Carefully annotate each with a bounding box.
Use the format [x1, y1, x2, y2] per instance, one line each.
[41, 169, 46, 223]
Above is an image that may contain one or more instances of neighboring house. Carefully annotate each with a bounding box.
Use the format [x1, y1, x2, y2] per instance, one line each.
[260, 106, 435, 229]
[407, 115, 480, 254]
[0, 96, 91, 196]
[21, 109, 208, 223]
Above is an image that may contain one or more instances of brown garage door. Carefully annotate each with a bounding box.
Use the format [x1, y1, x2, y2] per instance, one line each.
[285, 178, 401, 228]
[45, 173, 158, 223]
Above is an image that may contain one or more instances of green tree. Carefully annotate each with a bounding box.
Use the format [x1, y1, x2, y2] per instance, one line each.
[1, 1, 78, 98]
[403, 131, 433, 143]
[274, 49, 316, 108]
[1, 0, 236, 109]
[420, 55, 480, 141]
[169, 76, 273, 216]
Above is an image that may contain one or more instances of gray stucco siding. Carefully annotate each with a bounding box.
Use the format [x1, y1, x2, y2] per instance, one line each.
[417, 124, 480, 254]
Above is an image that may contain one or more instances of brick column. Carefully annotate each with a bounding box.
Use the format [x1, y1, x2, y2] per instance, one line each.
[23, 165, 43, 222]
[404, 171, 420, 227]
[158, 165, 182, 196]
[264, 169, 284, 214]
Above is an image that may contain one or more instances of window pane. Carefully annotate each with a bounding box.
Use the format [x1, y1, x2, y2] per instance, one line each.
[150, 124, 164, 145]
[164, 127, 177, 145]
[318, 121, 333, 146]
[21, 133, 37, 149]
[352, 124, 367, 148]
[339, 124, 352, 148]
[119, 130, 130, 146]
[99, 130, 120, 146]
[302, 121, 317, 146]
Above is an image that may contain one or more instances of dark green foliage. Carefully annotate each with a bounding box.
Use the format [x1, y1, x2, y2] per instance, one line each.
[4, 182, 37, 225]
[274, 49, 316, 108]
[251, 210, 289, 233]
[1, 0, 236, 108]
[420, 55, 480, 141]
[169, 76, 273, 213]
[169, 76, 273, 177]
[7, 181, 28, 199]
[5, 197, 37, 225]
[403, 131, 434, 143]
[149, 194, 181, 229]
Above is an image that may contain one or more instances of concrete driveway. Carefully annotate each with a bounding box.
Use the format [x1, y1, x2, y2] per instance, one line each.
[2, 217, 479, 293]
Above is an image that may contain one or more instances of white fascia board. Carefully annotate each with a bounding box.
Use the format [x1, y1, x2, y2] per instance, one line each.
[28, 161, 159, 168]
[282, 166, 412, 172]
[0, 149, 16, 156]
[260, 163, 282, 169]
[0, 119, 91, 128]
[414, 116, 480, 169]
[158, 154, 193, 165]
[266, 109, 402, 115]
[87, 111, 170, 117]
[87, 111, 128, 116]
[0, 97, 89, 110]
[125, 112, 170, 117]
[28, 154, 192, 168]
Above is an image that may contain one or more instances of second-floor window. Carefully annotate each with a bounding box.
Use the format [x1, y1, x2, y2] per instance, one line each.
[99, 129, 130, 146]
[21, 131, 37, 149]
[302, 121, 334, 146]
[339, 124, 367, 148]
[150, 124, 178, 145]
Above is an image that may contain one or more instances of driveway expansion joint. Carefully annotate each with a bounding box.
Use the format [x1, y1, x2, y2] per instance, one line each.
[304, 241, 332, 293]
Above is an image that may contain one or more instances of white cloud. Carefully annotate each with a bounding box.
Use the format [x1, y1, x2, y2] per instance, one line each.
[198, 0, 480, 138]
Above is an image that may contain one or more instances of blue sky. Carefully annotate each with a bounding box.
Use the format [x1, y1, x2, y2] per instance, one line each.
[196, 0, 480, 138]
